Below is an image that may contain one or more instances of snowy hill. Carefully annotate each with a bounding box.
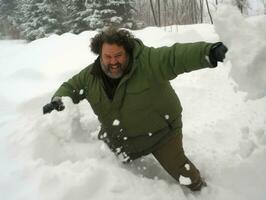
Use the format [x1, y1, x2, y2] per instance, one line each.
[0, 5, 265, 200]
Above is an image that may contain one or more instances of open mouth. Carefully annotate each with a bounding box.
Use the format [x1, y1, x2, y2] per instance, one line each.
[105, 63, 123, 78]
[110, 65, 119, 69]
[109, 64, 121, 73]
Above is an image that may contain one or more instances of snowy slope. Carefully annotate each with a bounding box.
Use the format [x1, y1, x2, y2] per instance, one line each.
[0, 5, 266, 200]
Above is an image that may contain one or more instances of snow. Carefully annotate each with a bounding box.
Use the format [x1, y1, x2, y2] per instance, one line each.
[79, 89, 84, 95]
[99, 133, 107, 139]
[165, 115, 170, 120]
[179, 176, 192, 186]
[214, 4, 266, 99]
[123, 137, 128, 140]
[113, 119, 120, 126]
[185, 164, 190, 171]
[0, 4, 266, 200]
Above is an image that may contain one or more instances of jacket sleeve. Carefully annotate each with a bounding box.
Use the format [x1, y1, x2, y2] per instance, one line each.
[144, 42, 214, 81]
[52, 66, 90, 104]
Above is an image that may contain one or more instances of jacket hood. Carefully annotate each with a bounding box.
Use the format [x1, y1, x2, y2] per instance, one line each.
[132, 38, 144, 59]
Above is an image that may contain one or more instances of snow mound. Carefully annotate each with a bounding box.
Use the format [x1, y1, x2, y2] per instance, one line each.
[214, 4, 266, 99]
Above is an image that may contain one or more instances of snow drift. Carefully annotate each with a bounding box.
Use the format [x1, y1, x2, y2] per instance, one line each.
[215, 4, 266, 99]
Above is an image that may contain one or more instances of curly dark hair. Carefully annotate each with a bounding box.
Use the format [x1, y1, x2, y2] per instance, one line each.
[90, 27, 135, 55]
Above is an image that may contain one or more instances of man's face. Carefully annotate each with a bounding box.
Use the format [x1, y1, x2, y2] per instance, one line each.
[100, 43, 128, 79]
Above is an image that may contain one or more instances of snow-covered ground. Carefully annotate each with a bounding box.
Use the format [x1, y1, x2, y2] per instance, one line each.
[0, 5, 266, 200]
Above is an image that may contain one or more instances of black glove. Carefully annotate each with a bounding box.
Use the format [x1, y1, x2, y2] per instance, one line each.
[43, 97, 65, 114]
[209, 42, 228, 67]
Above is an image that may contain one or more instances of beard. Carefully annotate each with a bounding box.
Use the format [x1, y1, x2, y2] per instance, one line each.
[100, 58, 129, 79]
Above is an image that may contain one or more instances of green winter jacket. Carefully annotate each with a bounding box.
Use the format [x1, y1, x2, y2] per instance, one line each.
[53, 39, 214, 160]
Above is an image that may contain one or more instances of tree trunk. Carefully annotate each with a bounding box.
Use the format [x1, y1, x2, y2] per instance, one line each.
[163, 0, 168, 26]
[150, 0, 158, 26]
[199, 0, 204, 23]
[205, 0, 213, 24]
[158, 0, 161, 26]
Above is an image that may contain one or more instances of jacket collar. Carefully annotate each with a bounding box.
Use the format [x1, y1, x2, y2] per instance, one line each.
[90, 57, 102, 77]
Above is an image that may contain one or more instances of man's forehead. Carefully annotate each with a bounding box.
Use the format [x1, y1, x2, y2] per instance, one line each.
[102, 43, 126, 54]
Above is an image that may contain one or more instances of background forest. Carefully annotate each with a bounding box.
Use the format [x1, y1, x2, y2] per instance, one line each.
[0, 0, 265, 41]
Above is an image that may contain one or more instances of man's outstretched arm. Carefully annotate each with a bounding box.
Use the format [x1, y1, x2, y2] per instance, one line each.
[143, 41, 227, 81]
[43, 66, 91, 114]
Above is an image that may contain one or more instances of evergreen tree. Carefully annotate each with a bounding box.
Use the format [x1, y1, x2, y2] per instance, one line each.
[63, 0, 94, 34]
[104, 0, 136, 29]
[65, 0, 137, 33]
[19, 0, 66, 41]
[0, 0, 19, 38]
[1, 0, 138, 40]
[85, 0, 109, 30]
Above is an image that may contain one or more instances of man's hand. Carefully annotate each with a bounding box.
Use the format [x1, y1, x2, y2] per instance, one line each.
[209, 42, 228, 67]
[43, 97, 65, 114]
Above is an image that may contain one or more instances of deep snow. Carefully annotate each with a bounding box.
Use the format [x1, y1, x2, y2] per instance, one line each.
[0, 4, 266, 200]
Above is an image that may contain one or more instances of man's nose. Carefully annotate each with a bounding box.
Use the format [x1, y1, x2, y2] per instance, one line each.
[110, 57, 118, 65]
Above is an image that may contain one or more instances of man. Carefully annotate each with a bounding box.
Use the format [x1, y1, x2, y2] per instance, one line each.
[43, 27, 227, 191]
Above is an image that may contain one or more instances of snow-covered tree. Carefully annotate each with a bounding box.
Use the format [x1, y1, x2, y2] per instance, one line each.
[62, 0, 91, 34]
[104, 0, 137, 29]
[0, 0, 20, 38]
[19, 0, 66, 41]
[65, 0, 137, 33]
